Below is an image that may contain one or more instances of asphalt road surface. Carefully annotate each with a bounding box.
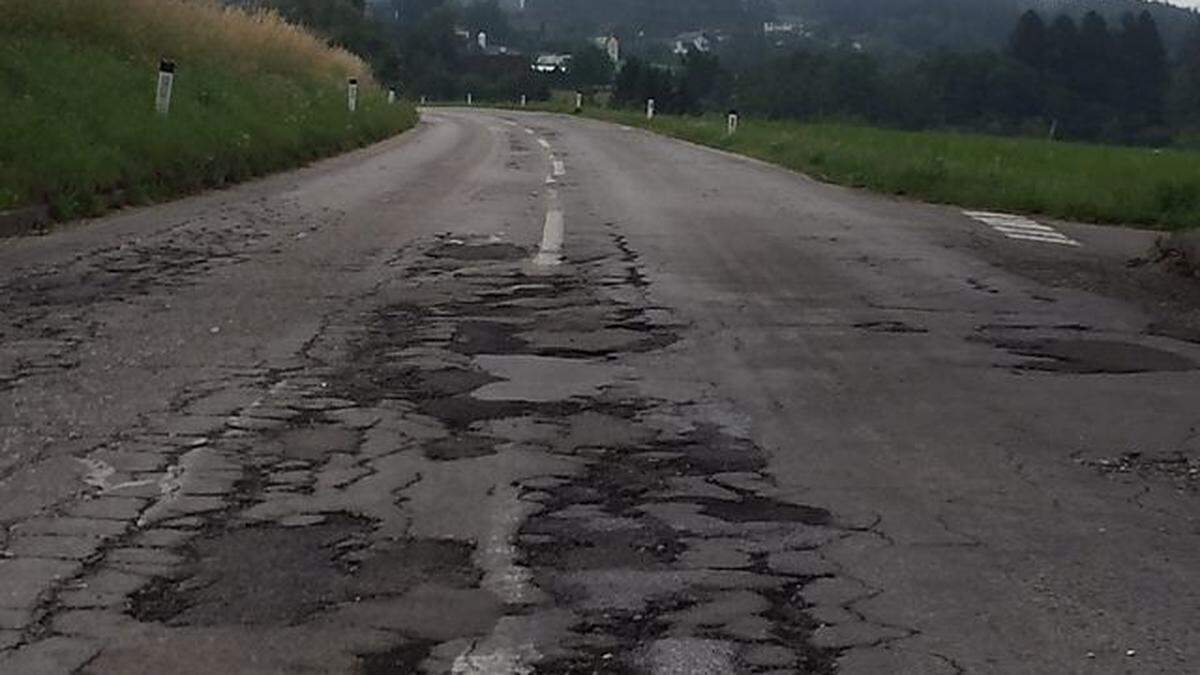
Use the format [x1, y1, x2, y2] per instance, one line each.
[2, 109, 1198, 675]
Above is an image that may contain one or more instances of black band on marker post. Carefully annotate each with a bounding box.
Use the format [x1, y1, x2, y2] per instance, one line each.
[160, 59, 176, 74]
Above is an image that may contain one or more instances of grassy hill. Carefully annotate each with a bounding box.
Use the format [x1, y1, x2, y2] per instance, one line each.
[0, 0, 417, 221]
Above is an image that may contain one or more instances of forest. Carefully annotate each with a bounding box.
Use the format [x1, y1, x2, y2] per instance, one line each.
[244, 0, 1200, 146]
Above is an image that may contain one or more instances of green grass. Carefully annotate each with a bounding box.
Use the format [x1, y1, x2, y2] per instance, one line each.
[470, 97, 1200, 231]
[0, 0, 417, 221]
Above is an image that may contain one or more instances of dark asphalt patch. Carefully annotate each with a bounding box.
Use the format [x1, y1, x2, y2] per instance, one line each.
[761, 584, 839, 674]
[854, 320, 929, 334]
[990, 338, 1196, 374]
[690, 495, 832, 526]
[130, 515, 372, 626]
[450, 320, 530, 355]
[423, 433, 499, 461]
[130, 518, 478, 627]
[267, 425, 361, 463]
[356, 640, 437, 675]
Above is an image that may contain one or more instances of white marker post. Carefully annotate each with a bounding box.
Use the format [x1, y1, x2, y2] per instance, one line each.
[348, 77, 359, 112]
[575, 91, 583, 112]
[155, 59, 176, 116]
[727, 110, 739, 135]
[421, 95, 427, 105]
[646, 98, 655, 120]
[521, 94, 527, 107]
[467, 93, 473, 106]
[388, 89, 396, 105]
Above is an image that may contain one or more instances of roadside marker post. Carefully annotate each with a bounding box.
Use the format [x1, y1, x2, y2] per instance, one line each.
[155, 59, 176, 116]
[575, 91, 583, 112]
[727, 110, 739, 135]
[388, 89, 396, 105]
[521, 94, 527, 107]
[647, 98, 655, 120]
[348, 77, 359, 112]
[420, 95, 427, 105]
[467, 93, 473, 106]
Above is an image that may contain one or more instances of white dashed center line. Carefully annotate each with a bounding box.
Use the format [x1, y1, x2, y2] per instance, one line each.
[536, 138, 551, 150]
[534, 187, 564, 266]
[965, 211, 1080, 246]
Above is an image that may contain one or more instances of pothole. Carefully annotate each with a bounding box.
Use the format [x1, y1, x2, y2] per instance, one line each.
[428, 241, 528, 261]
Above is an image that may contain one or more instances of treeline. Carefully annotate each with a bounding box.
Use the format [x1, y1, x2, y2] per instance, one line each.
[613, 9, 1200, 146]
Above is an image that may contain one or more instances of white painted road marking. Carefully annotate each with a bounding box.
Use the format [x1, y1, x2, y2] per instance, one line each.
[536, 138, 551, 150]
[524, 128, 535, 135]
[534, 187, 564, 266]
[552, 158, 565, 177]
[964, 210, 1080, 246]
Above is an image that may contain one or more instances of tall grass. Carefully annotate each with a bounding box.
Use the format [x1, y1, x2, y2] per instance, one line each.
[0, 0, 415, 220]
[2, 0, 369, 85]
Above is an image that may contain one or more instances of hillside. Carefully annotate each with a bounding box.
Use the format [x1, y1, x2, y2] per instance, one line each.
[0, 0, 417, 222]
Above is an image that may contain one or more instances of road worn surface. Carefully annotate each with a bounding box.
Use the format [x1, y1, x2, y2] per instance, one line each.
[1, 109, 1198, 674]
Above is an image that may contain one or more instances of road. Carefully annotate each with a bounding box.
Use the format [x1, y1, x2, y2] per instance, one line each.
[1, 109, 1198, 674]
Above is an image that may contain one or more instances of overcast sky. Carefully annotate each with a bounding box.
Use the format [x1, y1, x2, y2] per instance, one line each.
[1169, 0, 1200, 7]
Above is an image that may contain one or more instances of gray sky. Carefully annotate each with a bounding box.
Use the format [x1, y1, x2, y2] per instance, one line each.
[1169, 0, 1200, 7]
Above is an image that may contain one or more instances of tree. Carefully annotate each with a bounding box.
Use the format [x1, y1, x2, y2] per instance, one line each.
[677, 51, 729, 114]
[1117, 11, 1168, 129]
[1045, 14, 1079, 84]
[461, 0, 514, 46]
[1009, 10, 1049, 73]
[569, 45, 614, 89]
[1169, 20, 1200, 130]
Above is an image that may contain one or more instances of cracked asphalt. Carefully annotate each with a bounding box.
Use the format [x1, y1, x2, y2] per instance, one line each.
[1, 108, 1199, 674]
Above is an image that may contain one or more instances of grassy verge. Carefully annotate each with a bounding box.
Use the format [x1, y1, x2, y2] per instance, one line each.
[0, 0, 417, 221]
[459, 97, 1200, 231]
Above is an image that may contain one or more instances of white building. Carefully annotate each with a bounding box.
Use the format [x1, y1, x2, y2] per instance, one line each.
[672, 31, 711, 56]
[592, 36, 620, 64]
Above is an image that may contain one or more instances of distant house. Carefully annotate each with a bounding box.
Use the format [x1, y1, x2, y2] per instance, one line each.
[591, 36, 620, 64]
[532, 54, 571, 74]
[763, 21, 803, 35]
[672, 31, 711, 55]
